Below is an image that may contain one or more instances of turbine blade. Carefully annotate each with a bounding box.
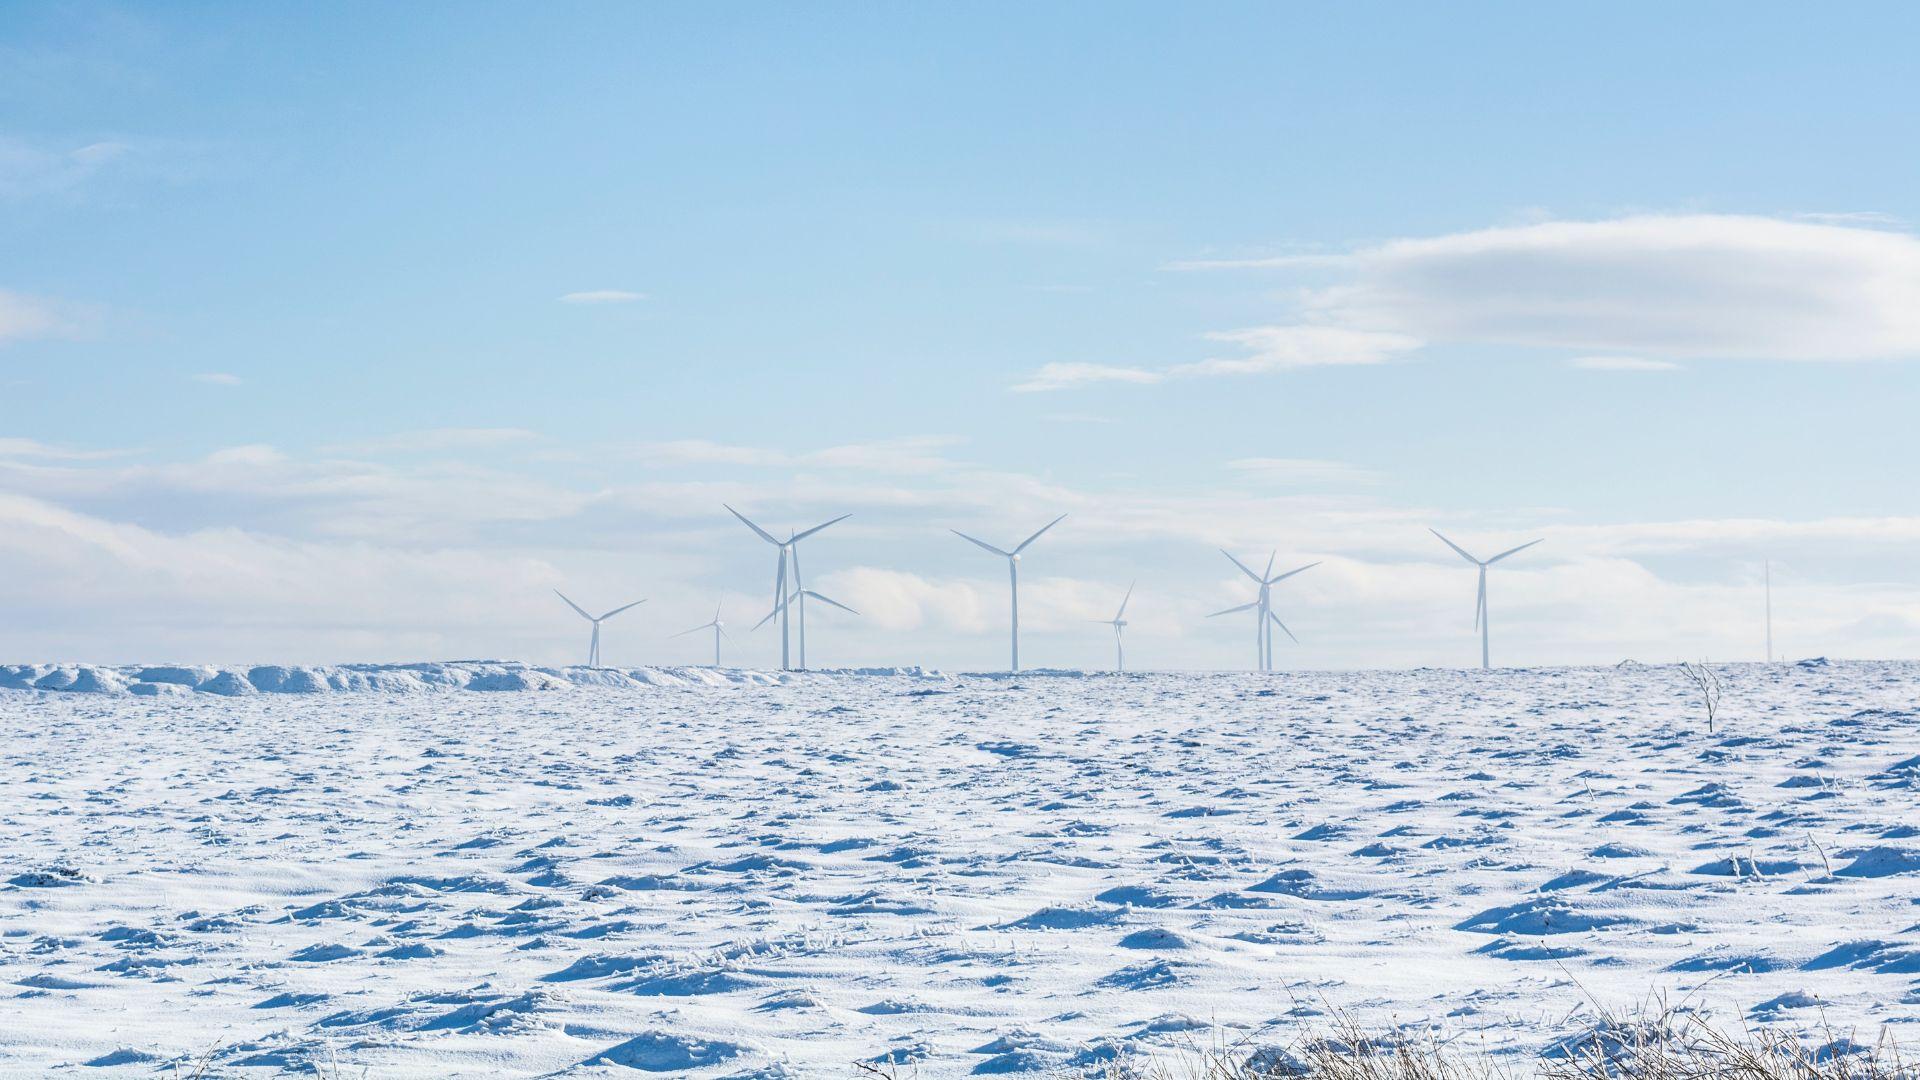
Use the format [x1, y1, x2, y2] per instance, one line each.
[554, 590, 592, 620]
[1270, 611, 1299, 644]
[1263, 550, 1276, 579]
[1115, 580, 1135, 620]
[1486, 538, 1544, 564]
[791, 512, 851, 544]
[599, 599, 647, 621]
[952, 529, 1011, 558]
[801, 590, 858, 615]
[1474, 571, 1486, 631]
[1207, 601, 1258, 618]
[725, 504, 782, 546]
[1429, 528, 1482, 565]
[1268, 561, 1320, 584]
[1013, 513, 1067, 554]
[669, 625, 705, 638]
[1220, 550, 1264, 583]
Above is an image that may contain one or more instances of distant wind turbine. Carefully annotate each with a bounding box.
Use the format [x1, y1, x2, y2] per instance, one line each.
[672, 601, 729, 667]
[1094, 581, 1134, 672]
[1208, 551, 1318, 671]
[1430, 529, 1542, 670]
[952, 514, 1066, 672]
[555, 591, 646, 668]
[755, 571, 859, 664]
[725, 505, 849, 670]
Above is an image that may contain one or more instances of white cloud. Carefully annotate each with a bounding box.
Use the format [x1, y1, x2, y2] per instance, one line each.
[9, 431, 1920, 668]
[1011, 363, 1163, 393]
[0, 438, 132, 461]
[1174, 215, 1920, 364]
[191, 372, 243, 385]
[1172, 325, 1421, 376]
[324, 427, 539, 455]
[558, 289, 646, 304]
[1226, 458, 1381, 486]
[1297, 215, 1920, 361]
[816, 567, 990, 633]
[0, 290, 61, 344]
[629, 436, 965, 475]
[1569, 356, 1680, 372]
[204, 444, 287, 468]
[1012, 327, 1418, 392]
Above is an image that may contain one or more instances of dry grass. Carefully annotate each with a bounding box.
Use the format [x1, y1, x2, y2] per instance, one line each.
[854, 999, 1914, 1080]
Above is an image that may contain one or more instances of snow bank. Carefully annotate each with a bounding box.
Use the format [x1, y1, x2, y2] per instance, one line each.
[0, 661, 952, 697]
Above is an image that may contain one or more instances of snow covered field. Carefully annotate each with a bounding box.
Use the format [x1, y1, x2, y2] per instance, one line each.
[3, 662, 1917, 1078]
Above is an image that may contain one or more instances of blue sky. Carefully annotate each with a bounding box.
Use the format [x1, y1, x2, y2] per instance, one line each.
[5, 3, 1920, 669]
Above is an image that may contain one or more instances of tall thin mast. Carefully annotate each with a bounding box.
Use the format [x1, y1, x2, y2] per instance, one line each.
[1765, 559, 1773, 663]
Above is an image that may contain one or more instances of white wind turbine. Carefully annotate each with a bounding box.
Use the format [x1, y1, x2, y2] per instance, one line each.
[725, 505, 850, 671]
[1429, 529, 1543, 670]
[755, 576, 860, 667]
[1207, 551, 1318, 672]
[952, 514, 1066, 672]
[1094, 581, 1135, 672]
[555, 591, 646, 668]
[671, 601, 729, 667]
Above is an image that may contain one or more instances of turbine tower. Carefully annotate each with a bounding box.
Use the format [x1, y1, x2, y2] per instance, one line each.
[952, 514, 1066, 672]
[725, 505, 849, 671]
[1429, 529, 1542, 670]
[1208, 551, 1318, 671]
[672, 601, 729, 667]
[555, 591, 646, 668]
[1094, 581, 1134, 672]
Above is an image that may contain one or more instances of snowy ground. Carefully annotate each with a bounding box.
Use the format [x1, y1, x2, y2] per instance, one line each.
[3, 662, 1918, 1078]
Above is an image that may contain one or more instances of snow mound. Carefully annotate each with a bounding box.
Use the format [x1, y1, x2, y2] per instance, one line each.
[0, 661, 954, 697]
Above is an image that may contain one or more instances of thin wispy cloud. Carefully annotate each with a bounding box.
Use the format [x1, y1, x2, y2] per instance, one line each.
[1171, 326, 1420, 376]
[0, 437, 134, 462]
[0, 137, 130, 200]
[191, 372, 243, 385]
[0, 290, 62, 344]
[1226, 457, 1382, 486]
[324, 427, 539, 455]
[629, 436, 966, 475]
[558, 289, 646, 304]
[1011, 326, 1418, 391]
[1011, 363, 1163, 393]
[1570, 356, 1679, 372]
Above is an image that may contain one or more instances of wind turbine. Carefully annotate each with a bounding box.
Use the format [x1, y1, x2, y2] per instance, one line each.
[756, 582, 859, 667]
[952, 514, 1066, 672]
[1094, 581, 1134, 672]
[1208, 551, 1318, 671]
[1429, 529, 1542, 670]
[725, 505, 849, 670]
[555, 591, 646, 668]
[672, 601, 729, 667]
[783, 517, 852, 669]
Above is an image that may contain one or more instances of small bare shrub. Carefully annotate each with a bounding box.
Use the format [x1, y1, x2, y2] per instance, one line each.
[1678, 661, 1724, 734]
